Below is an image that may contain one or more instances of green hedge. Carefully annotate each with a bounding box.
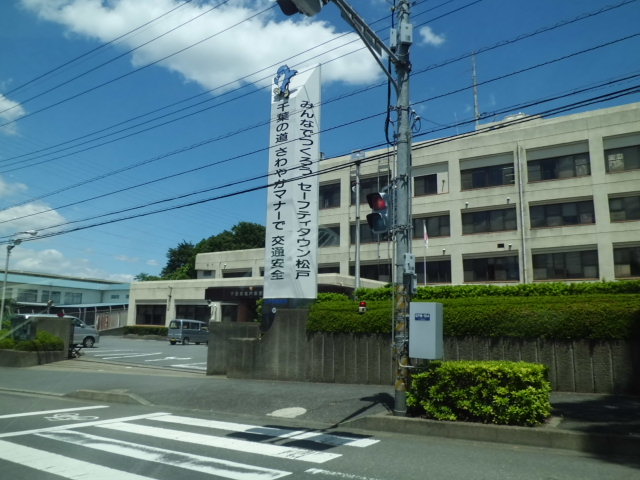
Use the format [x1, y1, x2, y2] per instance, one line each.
[356, 280, 640, 300]
[407, 360, 552, 426]
[0, 330, 64, 352]
[307, 300, 390, 334]
[308, 285, 640, 340]
[123, 325, 168, 336]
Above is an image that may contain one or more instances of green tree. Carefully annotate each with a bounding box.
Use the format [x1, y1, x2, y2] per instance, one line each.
[135, 222, 266, 281]
[160, 241, 196, 278]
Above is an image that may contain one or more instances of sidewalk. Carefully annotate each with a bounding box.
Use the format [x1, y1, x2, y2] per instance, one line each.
[0, 359, 638, 459]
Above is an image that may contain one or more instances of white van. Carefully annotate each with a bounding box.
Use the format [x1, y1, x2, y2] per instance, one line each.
[168, 319, 209, 345]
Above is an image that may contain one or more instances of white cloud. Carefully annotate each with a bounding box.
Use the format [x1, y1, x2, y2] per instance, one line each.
[10, 246, 133, 282]
[419, 26, 445, 47]
[0, 176, 28, 197]
[20, 0, 381, 91]
[0, 201, 67, 238]
[0, 94, 26, 135]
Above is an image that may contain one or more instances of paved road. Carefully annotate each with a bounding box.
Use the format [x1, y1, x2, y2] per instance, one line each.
[84, 335, 207, 372]
[1, 391, 638, 480]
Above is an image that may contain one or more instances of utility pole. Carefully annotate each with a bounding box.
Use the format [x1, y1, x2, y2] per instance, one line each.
[389, 0, 414, 416]
[276, 0, 414, 415]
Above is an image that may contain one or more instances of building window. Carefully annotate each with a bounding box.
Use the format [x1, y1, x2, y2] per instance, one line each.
[414, 174, 438, 196]
[17, 289, 38, 302]
[176, 305, 210, 322]
[223, 270, 252, 278]
[110, 294, 120, 300]
[462, 207, 517, 234]
[136, 305, 165, 325]
[609, 194, 640, 222]
[604, 132, 640, 172]
[351, 176, 389, 205]
[413, 215, 450, 239]
[319, 225, 340, 247]
[350, 223, 390, 244]
[532, 249, 599, 280]
[351, 263, 392, 283]
[202, 270, 213, 277]
[318, 264, 340, 274]
[416, 259, 452, 284]
[64, 292, 82, 304]
[463, 256, 519, 282]
[41, 290, 62, 304]
[461, 163, 514, 190]
[613, 245, 640, 278]
[319, 182, 340, 209]
[527, 153, 590, 181]
[605, 145, 640, 172]
[530, 200, 595, 228]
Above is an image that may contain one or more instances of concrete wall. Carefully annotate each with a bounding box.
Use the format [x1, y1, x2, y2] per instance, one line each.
[208, 308, 639, 394]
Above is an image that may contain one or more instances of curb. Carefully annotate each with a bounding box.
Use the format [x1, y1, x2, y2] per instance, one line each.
[346, 413, 640, 457]
[65, 389, 152, 406]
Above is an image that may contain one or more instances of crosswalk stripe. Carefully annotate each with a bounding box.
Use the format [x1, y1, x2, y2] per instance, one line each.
[98, 422, 341, 464]
[0, 439, 156, 480]
[0, 412, 169, 439]
[0, 405, 108, 420]
[152, 414, 380, 447]
[38, 430, 291, 480]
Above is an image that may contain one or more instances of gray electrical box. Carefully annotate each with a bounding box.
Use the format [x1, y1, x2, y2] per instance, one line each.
[409, 302, 443, 359]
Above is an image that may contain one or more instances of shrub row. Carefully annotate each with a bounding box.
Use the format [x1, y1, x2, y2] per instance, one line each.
[407, 360, 552, 426]
[308, 292, 640, 340]
[123, 325, 168, 336]
[356, 280, 640, 300]
[0, 330, 64, 351]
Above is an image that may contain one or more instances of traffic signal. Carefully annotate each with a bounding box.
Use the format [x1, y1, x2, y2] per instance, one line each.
[276, 0, 328, 16]
[366, 191, 391, 234]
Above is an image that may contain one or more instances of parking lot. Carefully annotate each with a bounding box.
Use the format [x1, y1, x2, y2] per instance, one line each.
[81, 335, 208, 372]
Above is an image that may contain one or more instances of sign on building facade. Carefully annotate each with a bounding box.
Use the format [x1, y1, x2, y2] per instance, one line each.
[264, 65, 321, 299]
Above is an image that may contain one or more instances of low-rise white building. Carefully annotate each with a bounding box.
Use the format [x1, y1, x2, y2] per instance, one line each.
[128, 102, 640, 326]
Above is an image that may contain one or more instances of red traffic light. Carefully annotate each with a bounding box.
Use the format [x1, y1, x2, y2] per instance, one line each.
[366, 192, 387, 210]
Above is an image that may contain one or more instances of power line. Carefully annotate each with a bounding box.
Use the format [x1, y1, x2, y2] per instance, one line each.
[1, 0, 627, 171]
[4, 81, 638, 244]
[1, 0, 196, 98]
[2, 29, 636, 220]
[0, 2, 273, 129]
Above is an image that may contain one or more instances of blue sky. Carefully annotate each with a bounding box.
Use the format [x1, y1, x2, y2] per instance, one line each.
[0, 0, 638, 282]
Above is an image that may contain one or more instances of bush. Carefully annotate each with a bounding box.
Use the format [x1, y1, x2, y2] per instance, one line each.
[0, 330, 16, 349]
[310, 289, 640, 340]
[307, 300, 391, 334]
[13, 331, 64, 352]
[407, 360, 552, 426]
[123, 325, 168, 336]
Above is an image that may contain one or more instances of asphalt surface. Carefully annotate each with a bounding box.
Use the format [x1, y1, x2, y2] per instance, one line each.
[1, 351, 639, 460]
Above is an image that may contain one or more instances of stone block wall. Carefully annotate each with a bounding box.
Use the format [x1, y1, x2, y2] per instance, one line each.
[207, 309, 639, 394]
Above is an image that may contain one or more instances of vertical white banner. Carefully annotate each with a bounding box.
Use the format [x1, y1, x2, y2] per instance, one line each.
[264, 65, 321, 299]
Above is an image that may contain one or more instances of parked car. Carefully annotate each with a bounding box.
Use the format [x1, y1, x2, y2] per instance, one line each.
[168, 319, 209, 345]
[10, 314, 99, 348]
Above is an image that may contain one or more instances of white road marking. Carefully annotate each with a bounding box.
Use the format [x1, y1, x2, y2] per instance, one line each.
[305, 468, 386, 479]
[0, 412, 169, 439]
[97, 352, 163, 360]
[0, 439, 157, 480]
[144, 356, 190, 362]
[170, 362, 207, 370]
[152, 415, 380, 447]
[0, 405, 108, 420]
[268, 407, 307, 418]
[99, 422, 341, 463]
[38, 430, 291, 480]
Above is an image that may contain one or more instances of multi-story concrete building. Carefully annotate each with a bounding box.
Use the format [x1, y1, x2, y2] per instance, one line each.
[128, 102, 640, 325]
